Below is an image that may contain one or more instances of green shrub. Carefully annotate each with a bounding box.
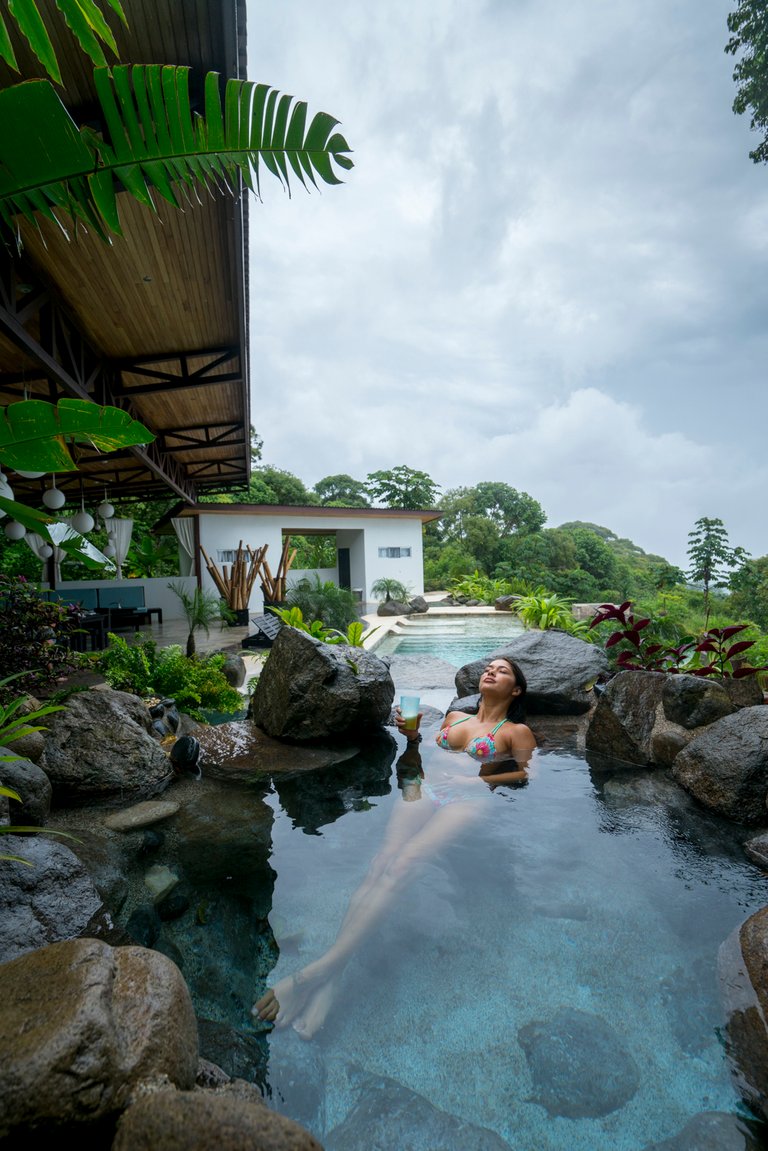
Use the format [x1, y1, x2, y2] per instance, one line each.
[0, 576, 79, 703]
[95, 636, 242, 722]
[286, 576, 358, 631]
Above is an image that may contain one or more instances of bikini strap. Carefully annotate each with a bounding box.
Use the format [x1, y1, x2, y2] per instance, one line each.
[489, 719, 508, 735]
[447, 715, 472, 729]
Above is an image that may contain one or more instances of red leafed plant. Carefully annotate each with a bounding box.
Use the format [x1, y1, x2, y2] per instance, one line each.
[588, 603, 766, 679]
[690, 625, 768, 679]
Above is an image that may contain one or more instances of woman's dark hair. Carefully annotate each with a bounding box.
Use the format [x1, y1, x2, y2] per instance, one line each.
[498, 656, 527, 723]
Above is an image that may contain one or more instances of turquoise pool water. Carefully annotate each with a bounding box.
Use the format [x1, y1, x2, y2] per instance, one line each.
[371, 612, 526, 665]
[94, 718, 768, 1148]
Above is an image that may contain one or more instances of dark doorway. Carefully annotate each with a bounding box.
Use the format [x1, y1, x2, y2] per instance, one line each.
[338, 547, 351, 589]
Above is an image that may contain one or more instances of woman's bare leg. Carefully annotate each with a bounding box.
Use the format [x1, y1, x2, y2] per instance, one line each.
[253, 801, 482, 1037]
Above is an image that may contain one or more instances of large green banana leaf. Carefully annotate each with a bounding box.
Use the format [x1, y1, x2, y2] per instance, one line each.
[0, 398, 153, 471]
[0, 0, 126, 86]
[0, 65, 353, 242]
[0, 496, 116, 570]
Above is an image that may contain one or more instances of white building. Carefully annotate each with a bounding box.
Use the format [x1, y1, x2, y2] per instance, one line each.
[172, 503, 440, 614]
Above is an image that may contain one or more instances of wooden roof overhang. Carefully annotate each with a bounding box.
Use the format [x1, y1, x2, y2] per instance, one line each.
[0, 0, 250, 509]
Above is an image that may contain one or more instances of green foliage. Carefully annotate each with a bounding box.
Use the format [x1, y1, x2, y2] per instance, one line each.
[366, 466, 439, 509]
[370, 577, 411, 603]
[0, 576, 80, 702]
[0, 66, 353, 246]
[0, 399, 151, 475]
[94, 636, 242, 721]
[0, 0, 126, 85]
[313, 474, 370, 507]
[285, 576, 358, 631]
[268, 604, 368, 647]
[289, 535, 337, 570]
[726, 0, 768, 163]
[448, 571, 517, 604]
[686, 517, 748, 625]
[511, 590, 588, 635]
[588, 601, 767, 678]
[126, 534, 177, 578]
[729, 555, 768, 629]
[0, 673, 66, 752]
[167, 581, 224, 657]
[0, 674, 74, 863]
[246, 466, 319, 506]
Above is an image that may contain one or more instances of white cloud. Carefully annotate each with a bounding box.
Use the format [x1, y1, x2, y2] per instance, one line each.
[247, 0, 767, 569]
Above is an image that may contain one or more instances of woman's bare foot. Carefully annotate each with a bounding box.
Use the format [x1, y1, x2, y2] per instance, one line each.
[252, 963, 328, 1030]
[291, 974, 341, 1040]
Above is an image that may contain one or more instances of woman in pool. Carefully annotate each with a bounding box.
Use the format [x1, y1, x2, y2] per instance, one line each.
[252, 656, 536, 1039]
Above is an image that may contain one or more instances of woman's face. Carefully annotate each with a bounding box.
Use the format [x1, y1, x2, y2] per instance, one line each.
[479, 659, 521, 700]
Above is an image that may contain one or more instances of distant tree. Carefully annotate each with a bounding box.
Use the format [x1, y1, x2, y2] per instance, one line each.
[729, 555, 768, 629]
[314, 474, 370, 507]
[247, 466, 318, 506]
[471, 482, 546, 536]
[570, 528, 617, 586]
[726, 0, 768, 163]
[249, 426, 264, 466]
[366, 466, 439, 509]
[647, 562, 686, 592]
[686, 516, 749, 624]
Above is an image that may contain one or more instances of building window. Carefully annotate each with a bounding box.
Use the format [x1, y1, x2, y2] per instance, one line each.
[217, 550, 237, 563]
[378, 547, 411, 558]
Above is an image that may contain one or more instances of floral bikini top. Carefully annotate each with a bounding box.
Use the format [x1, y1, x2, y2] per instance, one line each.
[435, 715, 509, 761]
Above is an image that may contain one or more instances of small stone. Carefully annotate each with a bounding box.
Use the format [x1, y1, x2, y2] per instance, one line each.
[103, 800, 180, 832]
[144, 863, 179, 900]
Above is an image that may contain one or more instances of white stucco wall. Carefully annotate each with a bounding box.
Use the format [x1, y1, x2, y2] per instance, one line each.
[194, 510, 427, 611]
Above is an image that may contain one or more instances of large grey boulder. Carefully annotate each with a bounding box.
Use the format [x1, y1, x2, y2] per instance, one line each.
[250, 627, 394, 741]
[0, 747, 51, 824]
[376, 599, 413, 616]
[0, 938, 198, 1140]
[718, 906, 768, 1123]
[662, 675, 736, 729]
[3, 694, 47, 762]
[585, 671, 666, 766]
[0, 837, 104, 964]
[455, 629, 608, 714]
[517, 1007, 640, 1118]
[40, 688, 173, 804]
[672, 707, 768, 824]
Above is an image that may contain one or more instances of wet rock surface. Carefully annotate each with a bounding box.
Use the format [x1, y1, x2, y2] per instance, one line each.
[325, 1071, 513, 1151]
[455, 629, 608, 714]
[585, 670, 665, 766]
[719, 907, 768, 1123]
[0, 747, 52, 825]
[0, 837, 104, 964]
[40, 689, 173, 804]
[0, 938, 198, 1140]
[518, 1007, 640, 1118]
[672, 707, 768, 824]
[250, 627, 395, 741]
[641, 1110, 767, 1150]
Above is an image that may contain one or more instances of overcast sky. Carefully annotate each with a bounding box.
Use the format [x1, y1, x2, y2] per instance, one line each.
[246, 0, 767, 570]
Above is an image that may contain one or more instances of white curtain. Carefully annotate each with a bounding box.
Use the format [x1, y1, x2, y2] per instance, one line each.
[25, 532, 54, 582]
[110, 518, 133, 580]
[171, 517, 195, 576]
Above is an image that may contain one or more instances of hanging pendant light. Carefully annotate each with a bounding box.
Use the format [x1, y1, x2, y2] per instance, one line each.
[39, 543, 53, 560]
[98, 488, 114, 520]
[103, 540, 116, 558]
[4, 520, 26, 540]
[15, 470, 45, 480]
[42, 475, 66, 510]
[71, 480, 95, 534]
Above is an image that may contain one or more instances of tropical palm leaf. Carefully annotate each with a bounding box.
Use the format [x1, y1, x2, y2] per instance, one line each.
[0, 64, 354, 244]
[0, 0, 126, 85]
[0, 397, 153, 472]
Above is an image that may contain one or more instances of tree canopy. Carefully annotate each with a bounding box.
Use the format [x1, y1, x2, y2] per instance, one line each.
[726, 0, 768, 163]
[366, 466, 439, 509]
[314, 474, 370, 507]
